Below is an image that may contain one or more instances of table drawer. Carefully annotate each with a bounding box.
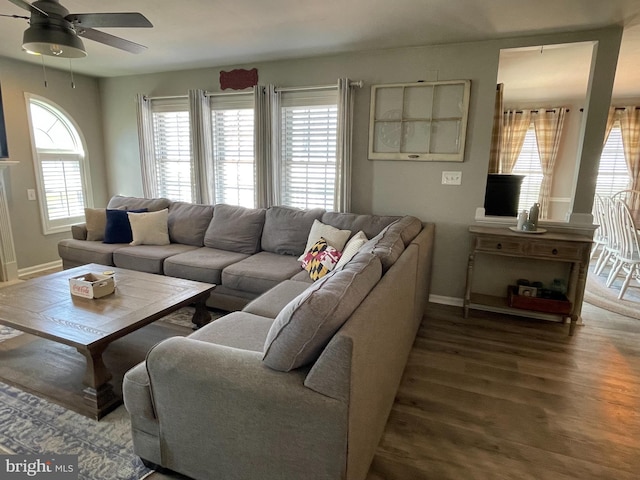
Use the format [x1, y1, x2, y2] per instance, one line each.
[527, 242, 584, 260]
[475, 237, 524, 254]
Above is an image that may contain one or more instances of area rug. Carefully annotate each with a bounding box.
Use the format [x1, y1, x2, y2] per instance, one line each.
[0, 306, 224, 480]
[0, 381, 150, 480]
[584, 267, 640, 320]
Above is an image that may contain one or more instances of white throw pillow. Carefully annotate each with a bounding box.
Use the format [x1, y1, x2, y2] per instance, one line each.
[297, 220, 351, 261]
[127, 209, 170, 246]
[335, 231, 368, 269]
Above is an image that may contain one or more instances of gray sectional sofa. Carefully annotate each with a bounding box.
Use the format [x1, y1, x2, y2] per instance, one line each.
[57, 195, 435, 480]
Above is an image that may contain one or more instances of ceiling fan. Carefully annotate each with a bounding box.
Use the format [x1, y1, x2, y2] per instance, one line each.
[3, 0, 152, 58]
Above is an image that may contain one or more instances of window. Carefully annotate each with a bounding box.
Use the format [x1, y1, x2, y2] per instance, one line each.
[26, 94, 91, 234]
[150, 99, 193, 202]
[512, 124, 543, 212]
[278, 90, 338, 210]
[595, 122, 629, 197]
[210, 95, 255, 208]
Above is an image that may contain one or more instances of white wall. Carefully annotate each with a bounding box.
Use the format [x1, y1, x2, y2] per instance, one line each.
[96, 27, 621, 300]
[0, 57, 107, 269]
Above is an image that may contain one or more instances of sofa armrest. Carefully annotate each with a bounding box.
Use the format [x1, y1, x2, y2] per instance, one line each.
[71, 223, 88, 240]
[144, 337, 348, 480]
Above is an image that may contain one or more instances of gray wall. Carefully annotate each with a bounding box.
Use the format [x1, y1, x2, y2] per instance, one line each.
[99, 27, 622, 301]
[100, 29, 619, 298]
[0, 57, 107, 269]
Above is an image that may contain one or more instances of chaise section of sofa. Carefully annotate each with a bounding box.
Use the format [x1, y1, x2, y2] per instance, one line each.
[122, 212, 435, 480]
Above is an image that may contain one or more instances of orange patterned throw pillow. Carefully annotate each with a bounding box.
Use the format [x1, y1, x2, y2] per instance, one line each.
[301, 238, 342, 281]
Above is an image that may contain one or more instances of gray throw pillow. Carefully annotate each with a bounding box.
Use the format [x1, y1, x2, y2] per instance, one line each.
[359, 220, 406, 273]
[107, 195, 171, 212]
[263, 252, 382, 372]
[261, 206, 325, 256]
[204, 204, 266, 254]
[168, 202, 214, 246]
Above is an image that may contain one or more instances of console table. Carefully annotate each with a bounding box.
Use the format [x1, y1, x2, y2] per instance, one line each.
[464, 225, 592, 335]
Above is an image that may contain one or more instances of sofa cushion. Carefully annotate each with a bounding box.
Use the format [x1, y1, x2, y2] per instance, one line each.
[363, 216, 422, 271]
[243, 280, 311, 319]
[168, 202, 214, 247]
[298, 219, 351, 261]
[395, 215, 423, 246]
[58, 238, 123, 266]
[103, 208, 147, 244]
[188, 312, 274, 352]
[107, 195, 171, 212]
[321, 212, 400, 240]
[222, 251, 304, 295]
[113, 244, 199, 274]
[164, 247, 249, 284]
[289, 269, 314, 283]
[84, 208, 107, 241]
[263, 252, 382, 372]
[261, 206, 325, 256]
[128, 209, 170, 246]
[204, 204, 266, 254]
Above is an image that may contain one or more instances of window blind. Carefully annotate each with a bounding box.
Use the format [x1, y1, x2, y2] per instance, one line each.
[41, 155, 84, 220]
[151, 107, 193, 202]
[596, 123, 629, 197]
[512, 125, 543, 213]
[210, 95, 255, 208]
[279, 104, 338, 210]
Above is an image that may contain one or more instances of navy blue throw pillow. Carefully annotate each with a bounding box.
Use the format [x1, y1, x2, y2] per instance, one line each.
[103, 208, 148, 244]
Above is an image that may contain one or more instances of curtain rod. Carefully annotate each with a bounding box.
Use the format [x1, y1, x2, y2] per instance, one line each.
[146, 81, 364, 100]
[275, 80, 363, 93]
[143, 94, 186, 101]
[510, 109, 569, 114]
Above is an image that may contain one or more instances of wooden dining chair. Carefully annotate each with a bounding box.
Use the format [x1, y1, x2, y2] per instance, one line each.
[605, 198, 640, 299]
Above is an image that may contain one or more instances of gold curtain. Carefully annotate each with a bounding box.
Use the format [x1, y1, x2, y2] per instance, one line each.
[618, 106, 640, 193]
[488, 84, 504, 174]
[604, 107, 617, 145]
[533, 108, 567, 219]
[500, 109, 532, 174]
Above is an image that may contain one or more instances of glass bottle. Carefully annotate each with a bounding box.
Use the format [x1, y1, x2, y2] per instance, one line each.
[529, 202, 540, 229]
[517, 210, 528, 230]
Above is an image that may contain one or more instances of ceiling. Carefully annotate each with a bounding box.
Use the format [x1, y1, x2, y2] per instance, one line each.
[1, 0, 640, 94]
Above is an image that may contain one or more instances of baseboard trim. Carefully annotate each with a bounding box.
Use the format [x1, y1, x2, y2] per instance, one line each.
[429, 294, 463, 307]
[18, 260, 62, 277]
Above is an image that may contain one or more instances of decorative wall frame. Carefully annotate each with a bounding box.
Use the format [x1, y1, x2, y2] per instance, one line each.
[368, 79, 470, 162]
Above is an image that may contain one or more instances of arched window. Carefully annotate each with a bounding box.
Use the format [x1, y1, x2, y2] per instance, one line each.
[26, 94, 91, 234]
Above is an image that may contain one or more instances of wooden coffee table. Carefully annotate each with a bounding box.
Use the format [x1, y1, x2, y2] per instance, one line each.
[0, 264, 215, 419]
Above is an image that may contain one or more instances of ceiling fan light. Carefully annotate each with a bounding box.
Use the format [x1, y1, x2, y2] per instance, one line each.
[22, 25, 87, 58]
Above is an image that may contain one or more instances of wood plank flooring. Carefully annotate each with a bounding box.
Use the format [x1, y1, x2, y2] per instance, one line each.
[17, 267, 640, 479]
[367, 302, 640, 480]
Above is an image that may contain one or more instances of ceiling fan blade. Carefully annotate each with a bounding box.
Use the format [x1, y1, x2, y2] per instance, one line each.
[66, 12, 152, 28]
[7, 0, 48, 16]
[77, 27, 147, 54]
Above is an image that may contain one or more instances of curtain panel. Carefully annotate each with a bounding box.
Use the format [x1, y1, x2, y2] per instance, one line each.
[135, 94, 158, 198]
[533, 108, 567, 219]
[254, 85, 277, 208]
[335, 78, 355, 212]
[188, 89, 214, 204]
[499, 109, 532, 174]
[488, 84, 504, 174]
[618, 106, 640, 193]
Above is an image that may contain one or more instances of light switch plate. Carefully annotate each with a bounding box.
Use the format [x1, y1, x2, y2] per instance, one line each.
[27, 189, 36, 201]
[442, 171, 462, 185]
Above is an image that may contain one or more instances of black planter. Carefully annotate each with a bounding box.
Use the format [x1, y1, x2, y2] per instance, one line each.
[484, 174, 524, 217]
